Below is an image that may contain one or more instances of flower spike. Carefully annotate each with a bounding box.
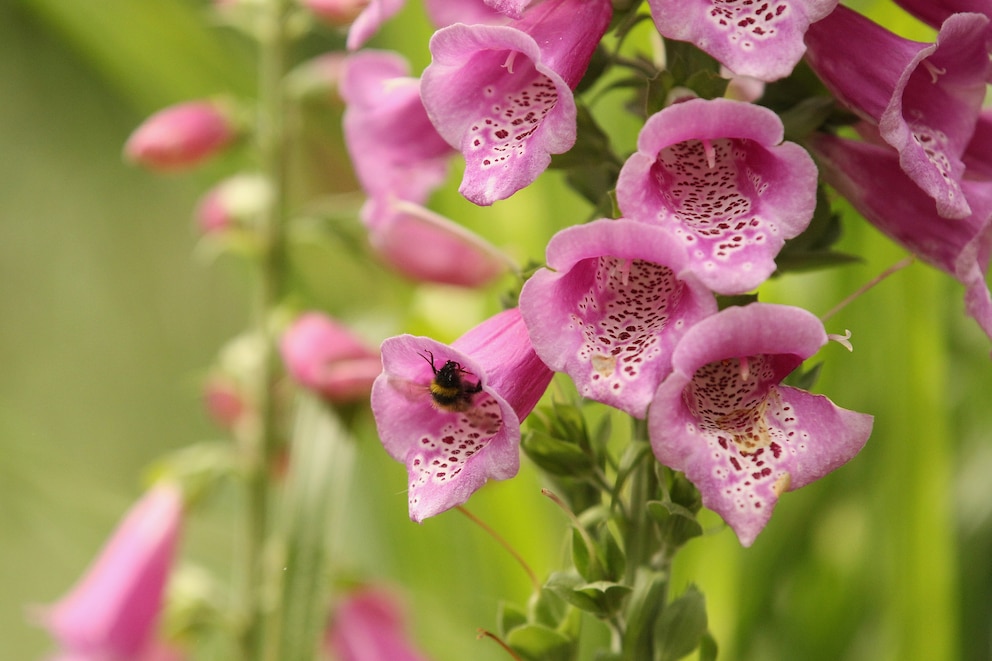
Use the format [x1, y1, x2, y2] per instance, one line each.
[616, 97, 818, 295]
[648, 303, 873, 547]
[371, 308, 553, 521]
[519, 218, 718, 418]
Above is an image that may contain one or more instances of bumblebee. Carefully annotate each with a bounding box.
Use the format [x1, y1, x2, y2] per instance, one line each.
[421, 350, 482, 412]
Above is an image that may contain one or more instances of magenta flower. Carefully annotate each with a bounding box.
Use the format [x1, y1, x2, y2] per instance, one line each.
[341, 50, 455, 227]
[36, 483, 184, 660]
[365, 199, 511, 288]
[124, 100, 238, 172]
[893, 0, 992, 36]
[810, 132, 992, 343]
[280, 311, 381, 404]
[519, 219, 717, 418]
[420, 0, 612, 205]
[616, 97, 818, 295]
[646, 0, 838, 82]
[346, 0, 404, 50]
[648, 303, 873, 547]
[325, 586, 431, 661]
[371, 308, 553, 521]
[482, 0, 535, 19]
[804, 6, 992, 219]
[964, 110, 992, 180]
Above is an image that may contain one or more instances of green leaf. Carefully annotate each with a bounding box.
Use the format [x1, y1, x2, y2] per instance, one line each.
[622, 569, 668, 661]
[654, 586, 709, 661]
[545, 573, 631, 619]
[613, 440, 653, 504]
[529, 582, 569, 629]
[498, 601, 528, 638]
[506, 624, 575, 661]
[699, 631, 719, 661]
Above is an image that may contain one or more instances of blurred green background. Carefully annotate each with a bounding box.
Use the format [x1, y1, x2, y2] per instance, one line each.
[2, 1, 991, 660]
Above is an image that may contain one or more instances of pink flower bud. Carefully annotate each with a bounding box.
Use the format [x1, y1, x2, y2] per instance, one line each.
[280, 312, 380, 404]
[301, 0, 371, 26]
[36, 483, 184, 660]
[193, 174, 271, 236]
[124, 101, 238, 172]
[202, 373, 249, 430]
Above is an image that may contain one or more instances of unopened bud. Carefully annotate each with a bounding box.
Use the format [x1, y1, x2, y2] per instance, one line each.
[124, 100, 239, 172]
[280, 312, 380, 404]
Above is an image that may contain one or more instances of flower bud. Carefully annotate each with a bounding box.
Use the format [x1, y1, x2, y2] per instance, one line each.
[193, 173, 271, 236]
[124, 100, 238, 172]
[300, 0, 370, 26]
[280, 312, 381, 404]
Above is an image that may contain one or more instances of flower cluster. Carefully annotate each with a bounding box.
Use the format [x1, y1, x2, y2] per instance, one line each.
[346, 0, 906, 550]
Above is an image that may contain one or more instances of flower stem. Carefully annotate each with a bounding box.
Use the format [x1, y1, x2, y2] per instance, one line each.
[457, 506, 542, 593]
[243, 0, 291, 658]
[820, 255, 914, 322]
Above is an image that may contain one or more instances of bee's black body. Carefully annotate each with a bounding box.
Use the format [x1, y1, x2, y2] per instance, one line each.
[421, 350, 482, 412]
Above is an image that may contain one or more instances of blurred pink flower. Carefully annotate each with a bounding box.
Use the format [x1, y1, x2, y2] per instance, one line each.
[280, 312, 381, 404]
[36, 483, 184, 661]
[326, 586, 431, 661]
[302, 0, 371, 26]
[124, 100, 238, 172]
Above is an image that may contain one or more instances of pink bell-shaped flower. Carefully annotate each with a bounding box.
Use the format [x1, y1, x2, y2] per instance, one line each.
[36, 483, 185, 661]
[804, 5, 992, 219]
[646, 0, 838, 82]
[519, 218, 718, 418]
[420, 0, 612, 205]
[365, 198, 511, 288]
[371, 308, 553, 521]
[649, 303, 873, 547]
[810, 131, 992, 344]
[616, 97, 818, 295]
[341, 50, 455, 227]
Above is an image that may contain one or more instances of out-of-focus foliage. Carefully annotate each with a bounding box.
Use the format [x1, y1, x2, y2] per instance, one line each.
[2, 1, 991, 660]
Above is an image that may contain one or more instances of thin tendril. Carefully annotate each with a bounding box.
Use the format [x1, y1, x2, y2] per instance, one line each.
[457, 506, 541, 593]
[821, 256, 915, 322]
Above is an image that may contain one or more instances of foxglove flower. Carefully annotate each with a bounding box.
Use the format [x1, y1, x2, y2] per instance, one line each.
[646, 0, 838, 82]
[371, 308, 553, 521]
[366, 199, 511, 288]
[648, 303, 873, 547]
[420, 0, 612, 205]
[519, 219, 717, 418]
[964, 110, 992, 180]
[36, 483, 184, 660]
[804, 6, 992, 219]
[341, 50, 454, 228]
[893, 0, 992, 36]
[810, 132, 992, 343]
[193, 173, 270, 236]
[280, 312, 381, 404]
[326, 586, 431, 661]
[124, 100, 238, 172]
[616, 97, 818, 295]
[483, 0, 535, 19]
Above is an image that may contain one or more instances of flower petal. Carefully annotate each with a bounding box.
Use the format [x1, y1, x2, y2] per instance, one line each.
[617, 98, 817, 294]
[520, 219, 717, 418]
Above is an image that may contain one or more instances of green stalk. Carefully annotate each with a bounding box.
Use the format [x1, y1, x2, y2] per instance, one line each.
[243, 1, 291, 659]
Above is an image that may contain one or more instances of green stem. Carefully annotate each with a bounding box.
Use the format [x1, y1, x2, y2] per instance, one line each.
[244, 1, 290, 659]
[622, 418, 657, 585]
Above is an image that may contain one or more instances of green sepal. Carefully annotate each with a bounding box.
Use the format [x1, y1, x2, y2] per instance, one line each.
[550, 105, 622, 214]
[646, 500, 703, 548]
[522, 430, 597, 477]
[545, 572, 631, 620]
[505, 624, 575, 661]
[621, 568, 668, 661]
[498, 601, 529, 639]
[529, 581, 569, 629]
[783, 361, 823, 391]
[775, 185, 859, 275]
[667, 471, 702, 513]
[653, 586, 708, 661]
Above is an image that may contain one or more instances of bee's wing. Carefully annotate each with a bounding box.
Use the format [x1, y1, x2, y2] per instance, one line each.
[389, 375, 430, 403]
